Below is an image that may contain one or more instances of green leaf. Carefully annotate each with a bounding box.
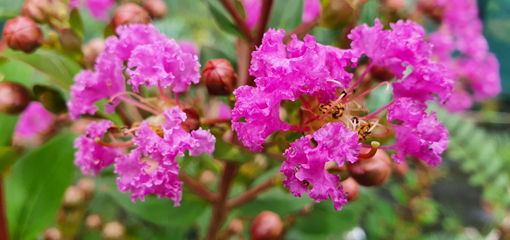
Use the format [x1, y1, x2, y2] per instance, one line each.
[0, 147, 17, 174]
[213, 138, 255, 162]
[237, 188, 311, 217]
[0, 61, 34, 87]
[359, 0, 379, 26]
[0, 113, 18, 146]
[106, 181, 208, 226]
[103, 22, 116, 39]
[5, 133, 76, 240]
[268, 0, 304, 31]
[206, 0, 243, 37]
[69, 8, 84, 38]
[1, 48, 82, 89]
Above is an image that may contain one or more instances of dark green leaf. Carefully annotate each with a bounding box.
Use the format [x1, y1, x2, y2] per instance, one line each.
[1, 49, 81, 89]
[69, 8, 84, 38]
[237, 188, 311, 217]
[107, 182, 208, 226]
[268, 0, 304, 31]
[358, 0, 379, 26]
[0, 147, 17, 174]
[6, 133, 76, 240]
[206, 0, 243, 37]
[103, 22, 116, 38]
[0, 113, 18, 146]
[33, 85, 68, 114]
[213, 137, 255, 162]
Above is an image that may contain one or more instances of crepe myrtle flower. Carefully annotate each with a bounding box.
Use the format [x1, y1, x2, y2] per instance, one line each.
[67, 24, 200, 120]
[427, 0, 501, 112]
[232, 19, 451, 210]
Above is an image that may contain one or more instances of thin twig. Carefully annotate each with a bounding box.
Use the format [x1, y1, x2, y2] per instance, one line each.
[179, 172, 217, 203]
[115, 105, 133, 127]
[0, 178, 10, 240]
[254, 0, 275, 46]
[227, 177, 274, 209]
[206, 162, 238, 240]
[219, 0, 254, 43]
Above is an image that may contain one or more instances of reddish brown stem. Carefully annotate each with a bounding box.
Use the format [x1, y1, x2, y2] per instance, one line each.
[227, 178, 274, 209]
[206, 162, 238, 240]
[115, 105, 133, 127]
[254, 0, 275, 47]
[283, 17, 320, 43]
[179, 172, 217, 203]
[219, 0, 254, 43]
[0, 178, 10, 240]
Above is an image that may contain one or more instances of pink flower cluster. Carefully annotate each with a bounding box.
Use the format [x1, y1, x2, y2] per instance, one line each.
[69, 0, 115, 20]
[232, 19, 451, 209]
[69, 25, 213, 205]
[428, 0, 501, 112]
[242, 0, 321, 30]
[67, 24, 201, 120]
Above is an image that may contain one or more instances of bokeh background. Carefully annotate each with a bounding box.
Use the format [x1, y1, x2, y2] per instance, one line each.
[1, 0, 510, 239]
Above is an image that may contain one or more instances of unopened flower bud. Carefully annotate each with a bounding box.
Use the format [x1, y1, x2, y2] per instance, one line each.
[21, 0, 51, 23]
[346, 149, 391, 186]
[0, 81, 31, 115]
[319, 0, 356, 29]
[102, 221, 125, 240]
[198, 170, 215, 186]
[228, 218, 244, 235]
[201, 59, 237, 96]
[370, 65, 395, 81]
[417, 0, 444, 22]
[86, 214, 103, 230]
[143, 0, 168, 19]
[384, 0, 406, 12]
[33, 85, 67, 114]
[59, 29, 82, 52]
[77, 178, 95, 198]
[82, 38, 105, 69]
[44, 227, 62, 240]
[340, 177, 359, 201]
[250, 211, 283, 240]
[2, 16, 43, 53]
[112, 3, 152, 30]
[394, 162, 408, 176]
[63, 186, 85, 208]
[182, 106, 200, 131]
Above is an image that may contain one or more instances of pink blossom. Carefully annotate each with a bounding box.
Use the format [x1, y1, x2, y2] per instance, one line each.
[74, 120, 122, 176]
[302, 0, 321, 24]
[242, 0, 262, 30]
[280, 123, 358, 210]
[14, 102, 54, 138]
[178, 40, 200, 58]
[85, 0, 115, 20]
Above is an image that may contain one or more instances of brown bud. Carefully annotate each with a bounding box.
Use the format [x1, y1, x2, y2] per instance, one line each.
[340, 177, 359, 201]
[82, 38, 105, 69]
[394, 162, 408, 176]
[59, 29, 82, 52]
[250, 211, 283, 240]
[198, 170, 216, 186]
[112, 3, 152, 30]
[2, 16, 43, 53]
[21, 0, 51, 23]
[319, 0, 356, 29]
[77, 178, 95, 198]
[384, 0, 406, 12]
[347, 149, 392, 186]
[102, 221, 125, 240]
[0, 81, 31, 115]
[228, 218, 244, 235]
[44, 227, 62, 240]
[417, 0, 444, 22]
[202, 59, 237, 96]
[86, 214, 103, 230]
[143, 0, 168, 19]
[182, 106, 200, 131]
[370, 65, 395, 81]
[62, 186, 85, 208]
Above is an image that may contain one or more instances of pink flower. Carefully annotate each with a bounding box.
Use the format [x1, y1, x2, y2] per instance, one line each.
[118, 106, 215, 203]
[242, 0, 262, 30]
[302, 0, 321, 24]
[127, 39, 201, 93]
[85, 0, 115, 20]
[74, 120, 122, 176]
[108, 24, 166, 61]
[178, 40, 200, 58]
[387, 98, 449, 166]
[280, 123, 358, 210]
[14, 102, 54, 138]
